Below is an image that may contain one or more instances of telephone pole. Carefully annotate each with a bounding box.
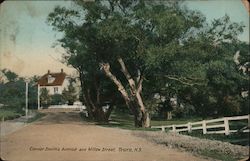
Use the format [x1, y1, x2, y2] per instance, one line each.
[25, 81, 28, 119]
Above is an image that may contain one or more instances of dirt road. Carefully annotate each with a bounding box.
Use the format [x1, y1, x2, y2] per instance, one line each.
[1, 110, 209, 161]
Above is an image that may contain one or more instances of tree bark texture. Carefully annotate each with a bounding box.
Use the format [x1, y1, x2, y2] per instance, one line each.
[101, 58, 150, 128]
[79, 71, 112, 122]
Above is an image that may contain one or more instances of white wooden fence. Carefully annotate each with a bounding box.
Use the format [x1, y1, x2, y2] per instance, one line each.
[151, 115, 250, 135]
[48, 104, 86, 110]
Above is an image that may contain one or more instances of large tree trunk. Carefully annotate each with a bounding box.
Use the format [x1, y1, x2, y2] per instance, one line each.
[79, 72, 94, 119]
[117, 58, 150, 128]
[132, 105, 150, 127]
[101, 63, 131, 108]
[79, 71, 112, 122]
[104, 104, 114, 120]
[101, 58, 150, 128]
[167, 111, 172, 120]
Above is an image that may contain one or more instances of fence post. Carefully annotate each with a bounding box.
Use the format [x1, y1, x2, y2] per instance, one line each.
[202, 120, 207, 134]
[172, 125, 176, 133]
[161, 126, 165, 132]
[187, 122, 192, 133]
[224, 117, 230, 135]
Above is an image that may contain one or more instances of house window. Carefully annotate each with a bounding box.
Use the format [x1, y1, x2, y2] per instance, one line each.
[54, 87, 58, 94]
[48, 75, 55, 84]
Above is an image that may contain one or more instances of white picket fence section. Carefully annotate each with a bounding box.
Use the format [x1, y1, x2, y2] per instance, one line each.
[151, 114, 250, 135]
[48, 104, 86, 110]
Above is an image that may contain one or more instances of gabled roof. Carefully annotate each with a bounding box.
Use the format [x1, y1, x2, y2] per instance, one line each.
[38, 71, 66, 86]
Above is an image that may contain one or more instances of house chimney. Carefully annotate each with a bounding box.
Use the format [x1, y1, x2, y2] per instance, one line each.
[48, 70, 50, 74]
[61, 68, 63, 73]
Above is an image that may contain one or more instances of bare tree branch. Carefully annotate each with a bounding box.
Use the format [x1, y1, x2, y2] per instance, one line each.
[100, 62, 131, 106]
[137, 76, 143, 93]
[117, 57, 137, 93]
[136, 69, 141, 83]
[164, 75, 204, 86]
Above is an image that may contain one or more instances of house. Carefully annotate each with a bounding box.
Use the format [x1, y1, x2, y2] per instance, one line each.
[37, 69, 70, 95]
[37, 69, 85, 110]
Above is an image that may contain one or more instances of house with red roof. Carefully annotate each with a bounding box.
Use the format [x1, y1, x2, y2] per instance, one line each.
[37, 69, 70, 95]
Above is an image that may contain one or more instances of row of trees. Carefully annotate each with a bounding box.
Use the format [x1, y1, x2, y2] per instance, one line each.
[47, 0, 249, 127]
[0, 69, 38, 113]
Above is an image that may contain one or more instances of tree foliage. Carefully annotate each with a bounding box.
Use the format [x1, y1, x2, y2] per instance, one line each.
[40, 88, 51, 108]
[1, 69, 18, 82]
[47, 0, 249, 126]
[62, 80, 77, 105]
[0, 69, 38, 113]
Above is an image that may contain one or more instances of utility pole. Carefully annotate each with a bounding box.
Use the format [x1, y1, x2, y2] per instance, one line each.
[38, 84, 40, 110]
[25, 81, 28, 119]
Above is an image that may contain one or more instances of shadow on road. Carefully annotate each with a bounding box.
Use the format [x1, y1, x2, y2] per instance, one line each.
[35, 109, 93, 125]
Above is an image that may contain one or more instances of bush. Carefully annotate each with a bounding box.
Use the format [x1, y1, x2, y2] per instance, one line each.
[0, 107, 23, 120]
[51, 94, 66, 105]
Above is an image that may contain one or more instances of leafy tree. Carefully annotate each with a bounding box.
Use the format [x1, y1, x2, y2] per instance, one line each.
[0, 80, 25, 113]
[51, 94, 66, 105]
[143, 13, 248, 118]
[62, 81, 77, 105]
[40, 88, 51, 108]
[47, 0, 248, 126]
[27, 75, 40, 109]
[47, 0, 203, 127]
[173, 38, 249, 118]
[1, 69, 18, 82]
[0, 70, 38, 113]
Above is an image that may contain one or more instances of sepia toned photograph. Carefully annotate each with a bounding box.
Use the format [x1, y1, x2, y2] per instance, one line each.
[0, 0, 249, 161]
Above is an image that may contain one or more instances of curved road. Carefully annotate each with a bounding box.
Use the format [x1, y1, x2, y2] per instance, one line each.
[1, 110, 209, 161]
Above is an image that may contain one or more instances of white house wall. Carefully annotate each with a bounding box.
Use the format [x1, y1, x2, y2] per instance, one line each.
[40, 86, 62, 95]
[39, 77, 82, 97]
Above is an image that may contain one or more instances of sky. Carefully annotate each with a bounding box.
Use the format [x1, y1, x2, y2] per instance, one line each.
[0, 0, 249, 77]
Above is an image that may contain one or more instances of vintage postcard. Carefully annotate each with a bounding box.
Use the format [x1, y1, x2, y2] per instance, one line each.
[0, 0, 249, 161]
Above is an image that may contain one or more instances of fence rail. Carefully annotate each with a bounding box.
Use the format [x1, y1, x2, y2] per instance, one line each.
[151, 114, 250, 135]
[48, 105, 86, 109]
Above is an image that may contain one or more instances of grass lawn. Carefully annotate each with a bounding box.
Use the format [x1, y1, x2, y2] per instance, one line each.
[184, 130, 249, 146]
[0, 108, 46, 123]
[151, 117, 203, 126]
[149, 113, 249, 146]
[27, 112, 46, 123]
[95, 109, 249, 146]
[152, 117, 249, 146]
[199, 149, 240, 161]
[95, 110, 156, 131]
[80, 109, 249, 161]
[0, 108, 23, 120]
[97, 108, 203, 131]
[94, 109, 249, 161]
